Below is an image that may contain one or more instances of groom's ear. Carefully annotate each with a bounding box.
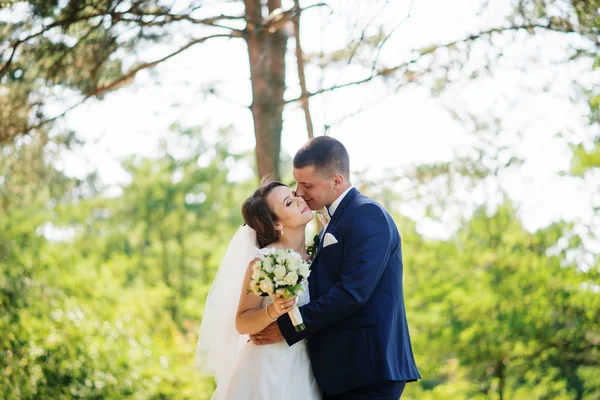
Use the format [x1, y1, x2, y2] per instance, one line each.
[332, 173, 344, 188]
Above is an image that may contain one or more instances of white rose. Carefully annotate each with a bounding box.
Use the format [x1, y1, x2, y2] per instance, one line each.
[251, 269, 262, 280]
[250, 281, 261, 295]
[259, 279, 274, 295]
[283, 271, 299, 286]
[275, 288, 287, 296]
[252, 262, 261, 272]
[262, 258, 274, 273]
[298, 264, 310, 277]
[274, 264, 286, 279]
[287, 260, 299, 272]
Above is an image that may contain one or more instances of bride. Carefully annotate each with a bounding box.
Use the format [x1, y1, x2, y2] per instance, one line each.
[195, 181, 321, 399]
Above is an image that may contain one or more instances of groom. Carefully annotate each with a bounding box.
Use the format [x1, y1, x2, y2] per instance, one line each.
[251, 136, 421, 399]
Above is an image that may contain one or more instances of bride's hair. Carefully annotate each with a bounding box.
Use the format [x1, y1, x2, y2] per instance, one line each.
[242, 180, 287, 248]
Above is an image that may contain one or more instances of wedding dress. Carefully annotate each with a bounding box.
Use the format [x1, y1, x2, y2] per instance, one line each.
[195, 226, 321, 400]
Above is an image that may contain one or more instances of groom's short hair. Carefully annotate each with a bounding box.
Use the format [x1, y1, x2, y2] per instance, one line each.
[293, 136, 350, 178]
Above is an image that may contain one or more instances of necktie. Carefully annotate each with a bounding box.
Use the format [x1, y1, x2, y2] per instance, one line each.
[317, 207, 331, 228]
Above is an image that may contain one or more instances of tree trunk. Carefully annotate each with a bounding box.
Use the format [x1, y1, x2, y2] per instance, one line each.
[293, 0, 314, 139]
[176, 232, 187, 298]
[496, 359, 505, 400]
[134, 207, 152, 282]
[159, 228, 170, 286]
[245, 0, 287, 181]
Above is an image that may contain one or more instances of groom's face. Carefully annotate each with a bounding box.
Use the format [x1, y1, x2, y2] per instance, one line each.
[293, 165, 336, 210]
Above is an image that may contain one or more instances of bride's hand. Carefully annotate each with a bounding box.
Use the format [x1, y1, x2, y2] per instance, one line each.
[269, 294, 296, 318]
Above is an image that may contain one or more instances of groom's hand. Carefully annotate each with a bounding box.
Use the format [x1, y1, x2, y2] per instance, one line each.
[249, 322, 283, 345]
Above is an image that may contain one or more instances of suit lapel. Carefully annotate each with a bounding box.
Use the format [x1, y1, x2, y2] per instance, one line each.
[313, 188, 359, 259]
[309, 189, 359, 299]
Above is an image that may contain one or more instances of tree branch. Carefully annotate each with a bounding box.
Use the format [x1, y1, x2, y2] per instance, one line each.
[46, 17, 106, 81]
[370, 0, 414, 75]
[0, 10, 246, 79]
[285, 22, 585, 105]
[342, 4, 386, 67]
[0, 13, 106, 79]
[116, 12, 246, 33]
[245, 2, 329, 35]
[21, 33, 238, 135]
[92, 33, 239, 97]
[293, 0, 313, 139]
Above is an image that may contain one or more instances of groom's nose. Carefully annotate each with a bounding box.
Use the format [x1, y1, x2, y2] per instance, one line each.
[294, 186, 304, 197]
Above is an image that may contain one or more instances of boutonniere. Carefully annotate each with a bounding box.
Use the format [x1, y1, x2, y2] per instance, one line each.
[306, 234, 320, 259]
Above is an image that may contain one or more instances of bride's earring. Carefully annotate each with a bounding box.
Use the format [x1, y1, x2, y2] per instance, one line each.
[278, 226, 284, 236]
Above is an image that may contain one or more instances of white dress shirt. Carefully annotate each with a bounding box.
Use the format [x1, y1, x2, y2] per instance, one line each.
[327, 186, 354, 216]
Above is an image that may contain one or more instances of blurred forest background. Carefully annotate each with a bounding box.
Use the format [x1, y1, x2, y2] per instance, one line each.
[1, 0, 599, 399]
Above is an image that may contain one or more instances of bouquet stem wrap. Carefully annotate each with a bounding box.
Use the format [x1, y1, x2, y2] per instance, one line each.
[288, 305, 306, 332]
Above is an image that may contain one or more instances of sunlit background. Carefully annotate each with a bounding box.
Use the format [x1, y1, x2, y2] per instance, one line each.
[1, 0, 599, 398]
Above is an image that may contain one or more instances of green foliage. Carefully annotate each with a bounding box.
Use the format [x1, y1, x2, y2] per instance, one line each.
[401, 202, 600, 399]
[0, 0, 597, 397]
[0, 127, 250, 398]
[1, 128, 598, 398]
[570, 140, 600, 176]
[0, 0, 172, 142]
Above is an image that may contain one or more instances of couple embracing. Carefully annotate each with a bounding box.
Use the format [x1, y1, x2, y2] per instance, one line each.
[195, 136, 420, 399]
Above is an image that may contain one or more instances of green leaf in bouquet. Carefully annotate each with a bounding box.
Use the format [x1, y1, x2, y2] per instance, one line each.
[306, 234, 320, 258]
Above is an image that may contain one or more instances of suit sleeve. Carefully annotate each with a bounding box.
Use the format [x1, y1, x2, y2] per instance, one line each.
[280, 203, 393, 346]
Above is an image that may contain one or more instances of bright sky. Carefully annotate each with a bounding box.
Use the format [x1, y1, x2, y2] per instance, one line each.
[51, 0, 598, 245]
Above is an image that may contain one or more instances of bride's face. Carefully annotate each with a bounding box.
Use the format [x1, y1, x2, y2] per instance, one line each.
[266, 186, 313, 229]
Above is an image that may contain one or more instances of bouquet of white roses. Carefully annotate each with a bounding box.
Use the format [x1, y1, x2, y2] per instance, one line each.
[248, 248, 311, 332]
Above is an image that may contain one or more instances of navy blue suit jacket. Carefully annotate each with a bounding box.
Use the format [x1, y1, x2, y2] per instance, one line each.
[278, 188, 421, 394]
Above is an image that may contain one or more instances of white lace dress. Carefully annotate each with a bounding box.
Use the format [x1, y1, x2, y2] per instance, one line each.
[217, 249, 321, 400]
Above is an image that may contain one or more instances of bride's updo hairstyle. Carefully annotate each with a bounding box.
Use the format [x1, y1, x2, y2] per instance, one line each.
[242, 180, 287, 248]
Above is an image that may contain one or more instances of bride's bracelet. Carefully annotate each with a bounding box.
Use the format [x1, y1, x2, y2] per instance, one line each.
[265, 305, 277, 322]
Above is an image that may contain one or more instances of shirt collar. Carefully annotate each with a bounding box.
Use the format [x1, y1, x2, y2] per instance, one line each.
[327, 186, 354, 216]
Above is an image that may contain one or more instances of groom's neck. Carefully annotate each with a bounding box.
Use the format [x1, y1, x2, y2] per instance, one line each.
[329, 183, 352, 206]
